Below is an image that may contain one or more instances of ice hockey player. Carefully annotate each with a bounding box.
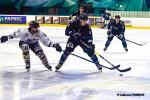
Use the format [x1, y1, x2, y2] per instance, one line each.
[103, 15, 128, 52]
[69, 6, 87, 21]
[101, 10, 111, 28]
[55, 15, 102, 72]
[0, 21, 62, 72]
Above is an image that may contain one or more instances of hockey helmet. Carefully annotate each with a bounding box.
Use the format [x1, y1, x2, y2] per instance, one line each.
[29, 21, 40, 28]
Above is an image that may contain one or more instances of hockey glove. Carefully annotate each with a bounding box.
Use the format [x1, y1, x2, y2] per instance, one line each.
[0, 36, 8, 43]
[107, 30, 111, 35]
[107, 31, 113, 37]
[54, 43, 62, 52]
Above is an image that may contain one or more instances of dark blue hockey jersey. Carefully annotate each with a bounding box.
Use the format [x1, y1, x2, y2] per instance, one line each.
[108, 20, 125, 35]
[65, 20, 93, 41]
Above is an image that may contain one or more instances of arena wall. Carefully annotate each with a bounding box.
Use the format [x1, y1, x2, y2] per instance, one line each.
[0, 15, 150, 29]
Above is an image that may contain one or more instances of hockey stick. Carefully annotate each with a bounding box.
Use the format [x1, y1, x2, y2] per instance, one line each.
[114, 35, 147, 46]
[125, 39, 147, 46]
[80, 40, 131, 72]
[61, 50, 120, 70]
[95, 52, 131, 72]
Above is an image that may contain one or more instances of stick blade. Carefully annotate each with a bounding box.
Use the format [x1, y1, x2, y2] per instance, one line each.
[105, 64, 120, 70]
[114, 65, 120, 69]
[118, 67, 131, 72]
[140, 42, 147, 46]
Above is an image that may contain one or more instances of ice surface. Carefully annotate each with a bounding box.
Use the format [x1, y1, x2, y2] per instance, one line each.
[0, 26, 150, 100]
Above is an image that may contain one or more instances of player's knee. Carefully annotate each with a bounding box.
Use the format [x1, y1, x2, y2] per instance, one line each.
[22, 44, 29, 52]
[22, 44, 30, 58]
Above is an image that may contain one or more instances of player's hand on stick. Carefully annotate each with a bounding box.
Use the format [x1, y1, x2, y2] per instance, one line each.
[54, 43, 62, 52]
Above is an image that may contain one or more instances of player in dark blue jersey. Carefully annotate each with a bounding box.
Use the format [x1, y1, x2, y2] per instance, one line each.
[103, 15, 128, 52]
[55, 15, 102, 72]
[69, 6, 87, 20]
[102, 10, 111, 28]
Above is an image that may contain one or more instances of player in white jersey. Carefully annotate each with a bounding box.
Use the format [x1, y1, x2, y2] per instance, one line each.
[0, 21, 62, 72]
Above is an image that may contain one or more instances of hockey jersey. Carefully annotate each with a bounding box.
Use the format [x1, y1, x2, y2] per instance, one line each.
[9, 28, 54, 47]
[65, 20, 93, 42]
[108, 20, 125, 35]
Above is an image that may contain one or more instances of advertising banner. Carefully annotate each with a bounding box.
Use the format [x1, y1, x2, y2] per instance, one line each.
[0, 16, 26, 24]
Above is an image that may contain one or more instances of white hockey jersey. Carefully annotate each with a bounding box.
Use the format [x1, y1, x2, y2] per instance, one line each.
[9, 28, 54, 47]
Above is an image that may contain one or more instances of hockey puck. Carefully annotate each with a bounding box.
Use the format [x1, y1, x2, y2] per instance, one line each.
[119, 74, 123, 76]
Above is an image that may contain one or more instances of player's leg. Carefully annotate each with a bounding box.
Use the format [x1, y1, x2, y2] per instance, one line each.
[19, 41, 30, 72]
[80, 41, 102, 71]
[118, 34, 128, 52]
[103, 34, 114, 51]
[55, 38, 78, 71]
[31, 43, 52, 70]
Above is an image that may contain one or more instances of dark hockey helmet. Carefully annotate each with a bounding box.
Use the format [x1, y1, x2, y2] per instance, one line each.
[115, 15, 120, 19]
[79, 14, 88, 20]
[29, 21, 40, 28]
